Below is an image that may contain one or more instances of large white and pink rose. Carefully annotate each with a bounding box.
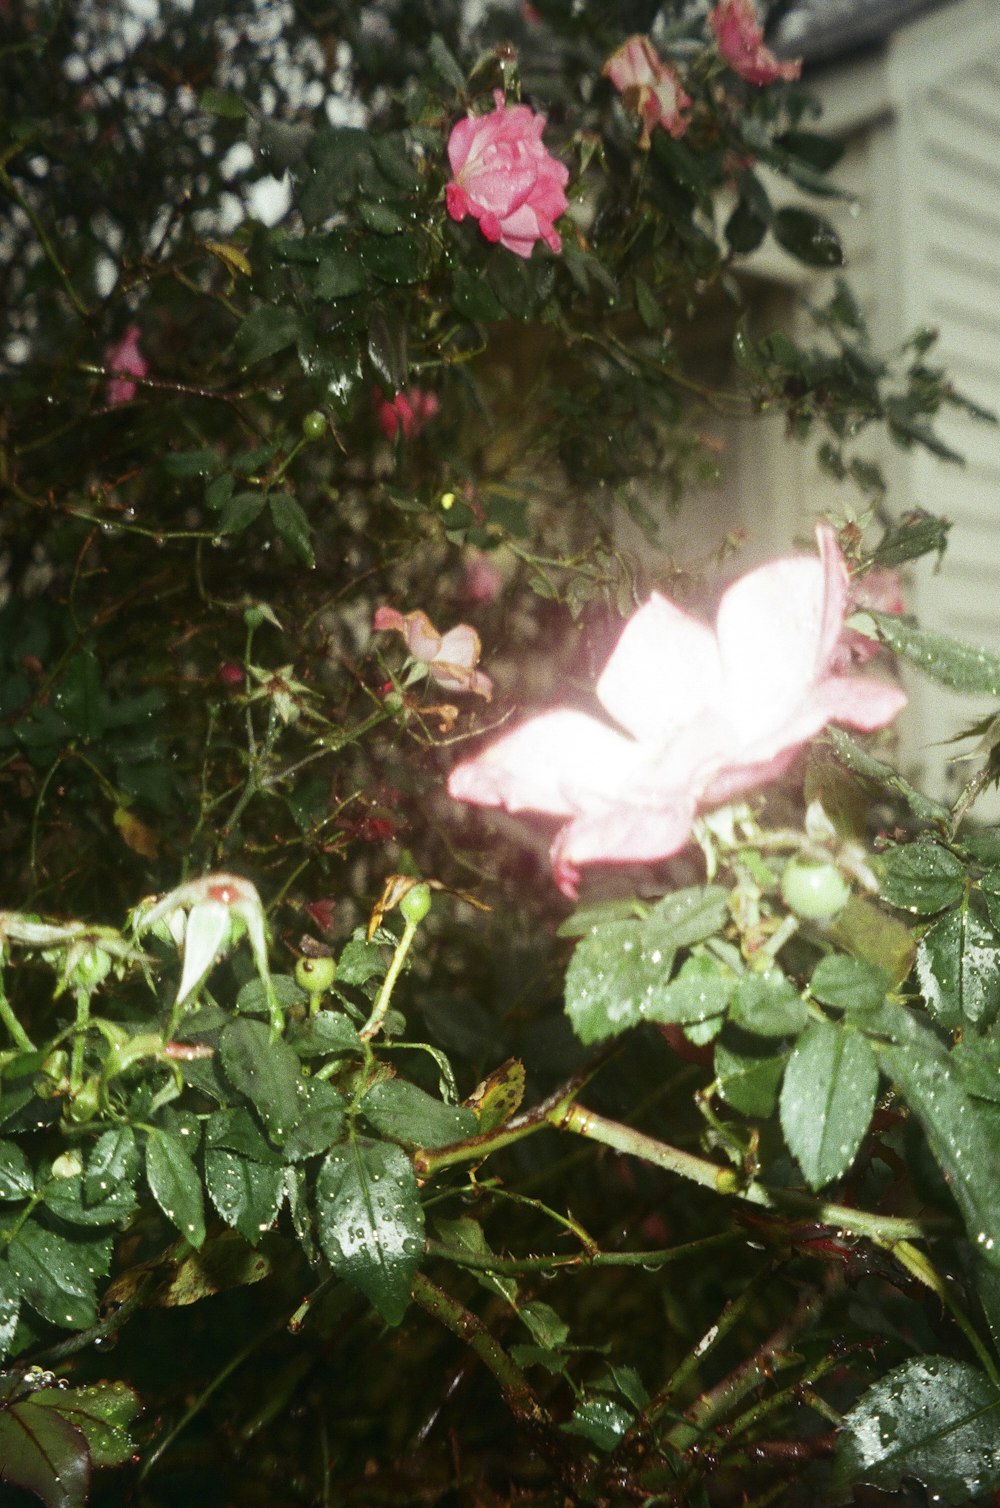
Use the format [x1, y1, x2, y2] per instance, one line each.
[448, 526, 905, 897]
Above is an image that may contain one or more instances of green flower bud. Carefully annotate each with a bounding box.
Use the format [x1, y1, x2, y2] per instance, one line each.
[295, 955, 336, 995]
[399, 882, 432, 926]
[302, 410, 327, 440]
[780, 859, 850, 922]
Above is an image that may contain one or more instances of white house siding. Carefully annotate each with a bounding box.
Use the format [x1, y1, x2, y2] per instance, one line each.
[880, 12, 1000, 805]
[730, 0, 1000, 807]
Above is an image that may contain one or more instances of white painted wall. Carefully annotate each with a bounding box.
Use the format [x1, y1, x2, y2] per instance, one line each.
[721, 0, 1000, 807]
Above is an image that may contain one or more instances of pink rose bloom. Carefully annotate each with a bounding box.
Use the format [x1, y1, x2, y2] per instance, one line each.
[710, 0, 802, 86]
[445, 90, 569, 259]
[373, 606, 493, 700]
[841, 566, 905, 666]
[603, 36, 692, 148]
[374, 386, 440, 442]
[448, 525, 905, 897]
[105, 324, 149, 406]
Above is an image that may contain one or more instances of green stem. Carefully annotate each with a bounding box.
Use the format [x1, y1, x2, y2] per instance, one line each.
[0, 166, 90, 319]
[69, 987, 92, 1094]
[552, 1101, 937, 1246]
[411, 1048, 618, 1178]
[359, 919, 418, 1041]
[30, 1273, 157, 1365]
[0, 1193, 42, 1256]
[651, 1268, 771, 1417]
[664, 1282, 829, 1455]
[0, 969, 33, 1051]
[139, 1312, 286, 1480]
[426, 1231, 737, 1278]
[886, 1238, 1000, 1386]
[410, 1272, 551, 1429]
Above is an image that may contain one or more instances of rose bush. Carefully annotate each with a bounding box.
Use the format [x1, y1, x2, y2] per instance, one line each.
[2, 5, 997, 1505]
[448, 525, 905, 896]
[445, 90, 569, 258]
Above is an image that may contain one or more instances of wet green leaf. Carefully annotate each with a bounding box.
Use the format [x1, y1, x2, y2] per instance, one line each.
[715, 1039, 788, 1117]
[729, 969, 808, 1037]
[315, 1137, 424, 1325]
[6, 1222, 106, 1329]
[780, 1022, 878, 1189]
[313, 251, 367, 300]
[564, 920, 677, 1044]
[0, 1262, 20, 1359]
[641, 954, 735, 1027]
[361, 1078, 476, 1148]
[917, 898, 1000, 1027]
[827, 727, 950, 822]
[809, 956, 890, 1014]
[220, 1018, 304, 1146]
[233, 306, 301, 366]
[875, 1007, 1000, 1261]
[145, 1127, 206, 1247]
[562, 1396, 633, 1452]
[871, 612, 1000, 697]
[281, 1079, 347, 1161]
[0, 1140, 33, 1201]
[773, 207, 843, 267]
[269, 493, 314, 566]
[879, 841, 965, 915]
[218, 491, 265, 535]
[832, 1356, 1000, 1504]
[646, 886, 730, 947]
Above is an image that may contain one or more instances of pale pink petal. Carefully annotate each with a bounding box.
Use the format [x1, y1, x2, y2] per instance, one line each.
[447, 116, 478, 177]
[815, 522, 851, 667]
[432, 662, 493, 699]
[373, 605, 405, 634]
[635, 708, 732, 801]
[702, 747, 801, 805]
[597, 593, 722, 744]
[436, 623, 481, 671]
[551, 796, 698, 898]
[400, 609, 443, 662]
[807, 675, 908, 733]
[716, 546, 840, 746]
[447, 710, 641, 817]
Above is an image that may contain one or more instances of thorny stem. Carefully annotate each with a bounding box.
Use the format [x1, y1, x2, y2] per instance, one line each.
[410, 1272, 551, 1429]
[663, 1282, 831, 1455]
[551, 1101, 937, 1246]
[412, 1048, 619, 1177]
[417, 1091, 940, 1253]
[426, 1231, 737, 1278]
[30, 1274, 158, 1366]
[651, 1267, 773, 1416]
